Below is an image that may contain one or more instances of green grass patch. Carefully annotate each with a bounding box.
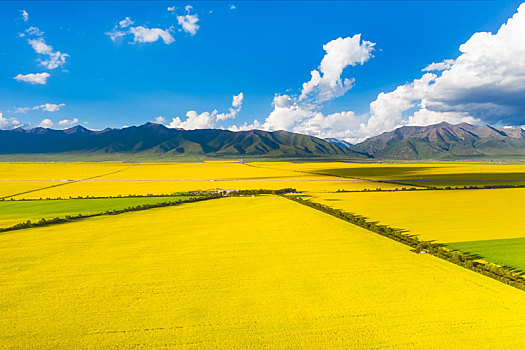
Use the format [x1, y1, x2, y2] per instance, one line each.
[0, 196, 190, 229]
[446, 237, 525, 273]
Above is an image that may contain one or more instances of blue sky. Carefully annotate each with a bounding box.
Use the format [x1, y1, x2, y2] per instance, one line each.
[1, 1, 525, 141]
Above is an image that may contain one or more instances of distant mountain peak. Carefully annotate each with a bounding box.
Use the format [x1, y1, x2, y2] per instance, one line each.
[351, 122, 525, 159]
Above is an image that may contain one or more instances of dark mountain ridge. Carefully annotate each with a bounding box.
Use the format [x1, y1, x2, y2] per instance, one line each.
[0, 123, 363, 158]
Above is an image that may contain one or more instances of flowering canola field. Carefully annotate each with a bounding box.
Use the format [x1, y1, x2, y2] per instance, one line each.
[1, 196, 525, 348]
[306, 188, 525, 243]
[0, 161, 401, 199]
[253, 161, 525, 188]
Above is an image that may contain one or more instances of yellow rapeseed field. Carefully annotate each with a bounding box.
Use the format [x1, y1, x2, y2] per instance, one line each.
[307, 188, 525, 242]
[1, 196, 525, 348]
[1, 161, 400, 199]
[253, 161, 525, 187]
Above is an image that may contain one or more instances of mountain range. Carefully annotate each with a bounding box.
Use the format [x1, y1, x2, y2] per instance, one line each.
[1, 121, 524, 160]
[351, 122, 525, 159]
[0, 122, 363, 159]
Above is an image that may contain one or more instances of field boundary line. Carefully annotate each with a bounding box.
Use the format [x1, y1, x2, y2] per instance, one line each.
[1, 166, 135, 200]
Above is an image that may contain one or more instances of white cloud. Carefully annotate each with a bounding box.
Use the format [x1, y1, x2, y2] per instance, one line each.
[299, 35, 375, 103]
[106, 30, 126, 42]
[261, 94, 313, 131]
[228, 120, 262, 132]
[20, 26, 43, 37]
[293, 111, 368, 144]
[20, 10, 29, 22]
[167, 6, 176, 12]
[246, 35, 374, 137]
[14, 103, 65, 113]
[13, 72, 50, 85]
[169, 111, 216, 129]
[38, 118, 54, 128]
[129, 26, 175, 44]
[177, 6, 200, 35]
[0, 113, 22, 130]
[168, 93, 243, 129]
[230, 5, 236, 10]
[22, 27, 68, 70]
[232, 92, 243, 108]
[14, 107, 30, 114]
[107, 18, 175, 45]
[33, 103, 65, 112]
[407, 109, 481, 127]
[362, 2, 525, 138]
[422, 59, 455, 72]
[57, 118, 79, 128]
[154, 116, 166, 124]
[119, 17, 134, 28]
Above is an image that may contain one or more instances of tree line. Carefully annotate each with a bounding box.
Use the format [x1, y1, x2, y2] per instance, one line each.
[230, 188, 297, 196]
[285, 195, 525, 291]
[0, 192, 200, 201]
[336, 183, 525, 193]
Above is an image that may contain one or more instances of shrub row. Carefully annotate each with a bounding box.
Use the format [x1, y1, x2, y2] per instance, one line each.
[337, 183, 525, 193]
[230, 188, 297, 196]
[285, 195, 525, 291]
[0, 194, 221, 234]
[0, 192, 200, 201]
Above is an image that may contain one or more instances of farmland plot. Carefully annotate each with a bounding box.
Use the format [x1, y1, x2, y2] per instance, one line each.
[1, 196, 525, 348]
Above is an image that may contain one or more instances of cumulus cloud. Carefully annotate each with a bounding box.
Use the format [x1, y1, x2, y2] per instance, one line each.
[230, 5, 236, 10]
[57, 118, 79, 128]
[107, 17, 174, 44]
[168, 93, 243, 129]
[228, 120, 262, 132]
[362, 2, 525, 138]
[406, 109, 481, 126]
[129, 26, 175, 44]
[20, 10, 29, 22]
[261, 94, 313, 131]
[299, 35, 375, 103]
[38, 118, 54, 128]
[119, 17, 134, 28]
[167, 6, 176, 12]
[0, 113, 22, 130]
[238, 35, 374, 141]
[293, 111, 368, 144]
[154, 116, 166, 124]
[13, 72, 50, 85]
[177, 6, 200, 35]
[422, 59, 455, 72]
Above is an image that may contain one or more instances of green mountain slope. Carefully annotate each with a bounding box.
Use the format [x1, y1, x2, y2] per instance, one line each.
[350, 122, 525, 159]
[0, 123, 365, 159]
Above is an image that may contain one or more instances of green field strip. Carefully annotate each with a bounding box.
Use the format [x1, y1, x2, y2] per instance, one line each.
[446, 237, 525, 273]
[0, 196, 190, 229]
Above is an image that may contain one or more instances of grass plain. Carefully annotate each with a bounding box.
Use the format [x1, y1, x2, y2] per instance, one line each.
[2, 196, 525, 348]
[447, 237, 525, 273]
